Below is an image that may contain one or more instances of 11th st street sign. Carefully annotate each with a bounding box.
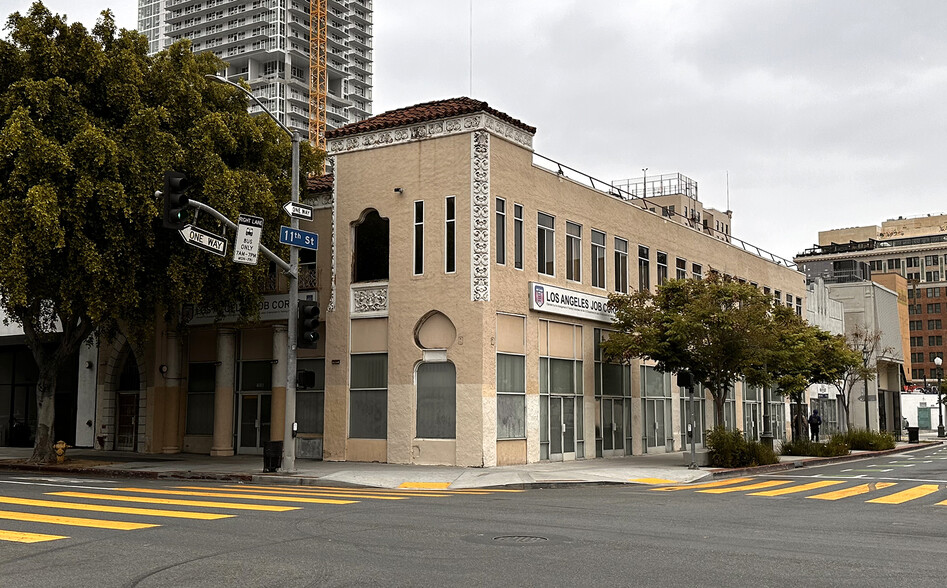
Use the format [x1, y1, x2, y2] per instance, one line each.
[179, 225, 228, 257]
[279, 226, 318, 251]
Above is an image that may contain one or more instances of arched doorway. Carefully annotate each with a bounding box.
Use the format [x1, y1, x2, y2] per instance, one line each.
[115, 350, 141, 451]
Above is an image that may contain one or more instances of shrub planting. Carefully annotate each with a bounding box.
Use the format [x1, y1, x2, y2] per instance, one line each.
[707, 427, 779, 468]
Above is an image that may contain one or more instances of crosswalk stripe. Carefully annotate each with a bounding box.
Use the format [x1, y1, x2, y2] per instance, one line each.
[0, 529, 69, 544]
[239, 485, 450, 498]
[49, 491, 300, 512]
[867, 484, 941, 505]
[699, 480, 791, 494]
[651, 477, 754, 492]
[176, 486, 409, 501]
[113, 488, 357, 505]
[808, 482, 897, 501]
[399, 482, 450, 489]
[749, 480, 846, 497]
[0, 509, 157, 531]
[0, 496, 233, 520]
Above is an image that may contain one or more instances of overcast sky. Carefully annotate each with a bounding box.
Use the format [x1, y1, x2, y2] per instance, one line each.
[3, 1, 946, 261]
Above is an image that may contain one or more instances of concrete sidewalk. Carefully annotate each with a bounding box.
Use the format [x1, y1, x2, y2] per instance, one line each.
[1, 435, 941, 489]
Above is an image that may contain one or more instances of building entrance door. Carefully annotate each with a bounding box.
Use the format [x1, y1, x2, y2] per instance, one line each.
[237, 393, 272, 454]
[115, 392, 138, 451]
[600, 398, 625, 457]
[549, 396, 576, 461]
[643, 397, 669, 452]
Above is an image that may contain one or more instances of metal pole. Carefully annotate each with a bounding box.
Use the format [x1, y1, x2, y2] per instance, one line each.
[283, 131, 301, 472]
[204, 73, 300, 471]
[939, 367, 946, 438]
[688, 384, 697, 469]
[863, 354, 870, 431]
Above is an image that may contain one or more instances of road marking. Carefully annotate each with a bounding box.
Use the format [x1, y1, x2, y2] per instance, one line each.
[244, 485, 454, 498]
[650, 478, 754, 492]
[0, 496, 233, 520]
[699, 480, 792, 494]
[0, 529, 69, 543]
[49, 492, 300, 512]
[113, 488, 357, 505]
[867, 484, 941, 505]
[0, 480, 118, 491]
[631, 478, 679, 485]
[808, 483, 897, 501]
[176, 486, 410, 501]
[749, 480, 846, 497]
[399, 482, 451, 489]
[0, 510, 157, 531]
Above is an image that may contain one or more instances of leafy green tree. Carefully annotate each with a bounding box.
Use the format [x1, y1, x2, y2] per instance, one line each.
[762, 305, 861, 440]
[0, 3, 319, 462]
[602, 271, 776, 427]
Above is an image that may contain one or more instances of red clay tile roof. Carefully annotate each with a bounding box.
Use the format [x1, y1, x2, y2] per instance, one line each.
[325, 97, 536, 139]
[306, 174, 333, 193]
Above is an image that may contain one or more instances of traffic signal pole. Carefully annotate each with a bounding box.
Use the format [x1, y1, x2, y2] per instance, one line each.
[283, 131, 301, 473]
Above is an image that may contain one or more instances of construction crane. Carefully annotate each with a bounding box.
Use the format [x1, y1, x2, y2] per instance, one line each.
[309, 0, 327, 172]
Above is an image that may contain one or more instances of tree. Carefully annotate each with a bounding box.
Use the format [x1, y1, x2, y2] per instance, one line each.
[831, 325, 892, 430]
[602, 271, 776, 427]
[762, 305, 861, 440]
[0, 3, 319, 462]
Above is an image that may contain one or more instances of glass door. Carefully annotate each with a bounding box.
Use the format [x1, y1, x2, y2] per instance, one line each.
[600, 398, 625, 457]
[643, 398, 668, 452]
[549, 396, 576, 461]
[237, 393, 272, 454]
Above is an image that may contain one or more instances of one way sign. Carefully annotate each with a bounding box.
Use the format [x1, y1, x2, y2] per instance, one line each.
[179, 225, 228, 257]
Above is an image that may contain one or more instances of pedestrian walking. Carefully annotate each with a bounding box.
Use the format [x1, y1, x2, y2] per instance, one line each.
[808, 409, 822, 442]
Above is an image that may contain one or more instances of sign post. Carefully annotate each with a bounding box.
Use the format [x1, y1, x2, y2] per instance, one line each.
[233, 214, 264, 265]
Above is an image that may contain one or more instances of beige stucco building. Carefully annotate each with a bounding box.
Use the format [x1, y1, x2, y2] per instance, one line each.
[35, 98, 808, 465]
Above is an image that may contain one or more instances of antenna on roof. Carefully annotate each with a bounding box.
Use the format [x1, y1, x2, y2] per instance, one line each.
[726, 170, 730, 211]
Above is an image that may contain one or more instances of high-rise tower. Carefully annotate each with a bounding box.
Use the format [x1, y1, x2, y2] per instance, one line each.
[138, 0, 373, 143]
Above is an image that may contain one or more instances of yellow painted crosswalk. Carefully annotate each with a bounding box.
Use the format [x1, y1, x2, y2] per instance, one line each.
[652, 477, 945, 506]
[0, 482, 522, 544]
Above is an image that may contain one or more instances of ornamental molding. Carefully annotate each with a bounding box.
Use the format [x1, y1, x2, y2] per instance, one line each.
[351, 282, 389, 317]
[470, 131, 490, 302]
[328, 157, 337, 312]
[327, 114, 534, 155]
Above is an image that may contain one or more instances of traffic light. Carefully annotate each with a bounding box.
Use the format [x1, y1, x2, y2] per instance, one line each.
[298, 300, 320, 348]
[162, 171, 190, 230]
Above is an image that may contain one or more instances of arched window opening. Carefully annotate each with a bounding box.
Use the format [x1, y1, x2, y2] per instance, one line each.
[354, 210, 389, 282]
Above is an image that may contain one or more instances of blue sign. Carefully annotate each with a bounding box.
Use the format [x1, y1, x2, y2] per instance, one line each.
[279, 226, 319, 250]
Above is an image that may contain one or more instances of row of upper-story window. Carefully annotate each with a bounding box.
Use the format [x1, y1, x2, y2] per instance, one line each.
[908, 286, 944, 298]
[908, 303, 944, 315]
[909, 335, 943, 347]
[868, 255, 947, 283]
[909, 319, 943, 331]
[910, 351, 944, 363]
[403, 197, 801, 314]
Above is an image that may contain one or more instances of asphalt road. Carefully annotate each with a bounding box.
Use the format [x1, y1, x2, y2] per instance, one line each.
[1, 445, 945, 588]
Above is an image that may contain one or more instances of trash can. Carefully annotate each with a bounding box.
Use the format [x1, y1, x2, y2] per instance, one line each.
[907, 426, 920, 444]
[263, 440, 283, 472]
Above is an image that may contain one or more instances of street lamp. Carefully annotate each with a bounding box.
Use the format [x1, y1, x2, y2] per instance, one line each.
[861, 342, 871, 431]
[206, 74, 301, 472]
[935, 357, 945, 438]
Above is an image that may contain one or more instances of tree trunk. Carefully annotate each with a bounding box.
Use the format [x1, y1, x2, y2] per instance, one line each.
[712, 394, 726, 429]
[29, 368, 58, 463]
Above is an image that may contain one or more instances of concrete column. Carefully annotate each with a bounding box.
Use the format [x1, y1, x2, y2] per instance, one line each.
[211, 328, 236, 456]
[270, 325, 288, 443]
[162, 330, 182, 453]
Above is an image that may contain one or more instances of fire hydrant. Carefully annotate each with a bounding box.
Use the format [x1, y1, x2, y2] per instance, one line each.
[54, 440, 70, 464]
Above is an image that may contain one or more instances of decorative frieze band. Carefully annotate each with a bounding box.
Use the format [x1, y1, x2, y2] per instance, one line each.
[351, 282, 389, 317]
[471, 131, 490, 302]
[327, 114, 534, 155]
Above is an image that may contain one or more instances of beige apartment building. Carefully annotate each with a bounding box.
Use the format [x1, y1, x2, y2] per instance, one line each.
[67, 98, 806, 465]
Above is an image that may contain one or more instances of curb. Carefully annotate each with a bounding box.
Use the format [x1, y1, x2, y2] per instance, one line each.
[709, 440, 942, 479]
[0, 461, 254, 482]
